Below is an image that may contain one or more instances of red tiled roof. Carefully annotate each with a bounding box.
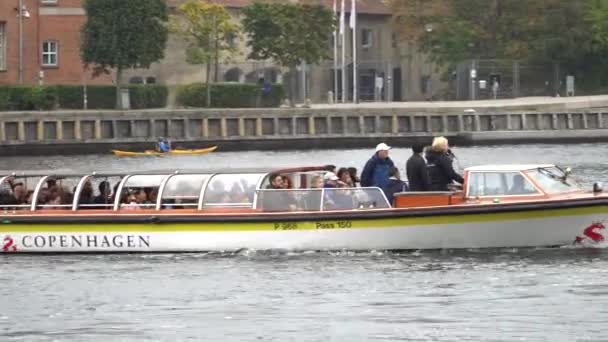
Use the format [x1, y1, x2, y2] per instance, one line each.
[166, 0, 391, 15]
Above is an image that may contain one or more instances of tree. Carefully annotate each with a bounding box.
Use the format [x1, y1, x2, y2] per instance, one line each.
[391, 0, 544, 69]
[170, 0, 239, 108]
[242, 2, 335, 106]
[81, 0, 168, 109]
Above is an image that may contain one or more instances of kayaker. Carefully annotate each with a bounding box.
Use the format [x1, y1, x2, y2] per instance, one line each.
[156, 137, 171, 153]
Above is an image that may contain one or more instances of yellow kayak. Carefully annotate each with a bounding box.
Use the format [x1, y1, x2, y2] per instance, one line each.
[112, 145, 217, 157]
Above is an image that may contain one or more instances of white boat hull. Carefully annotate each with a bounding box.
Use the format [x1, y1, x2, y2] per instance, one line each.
[2, 209, 606, 253]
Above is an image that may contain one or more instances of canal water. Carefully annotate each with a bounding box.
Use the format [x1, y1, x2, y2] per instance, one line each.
[1, 143, 608, 341]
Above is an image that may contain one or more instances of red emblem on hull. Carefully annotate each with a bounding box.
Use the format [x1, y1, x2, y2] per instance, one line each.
[575, 222, 606, 245]
[2, 235, 18, 253]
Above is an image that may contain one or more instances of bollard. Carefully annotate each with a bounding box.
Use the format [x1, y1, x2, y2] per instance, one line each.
[328, 91, 334, 105]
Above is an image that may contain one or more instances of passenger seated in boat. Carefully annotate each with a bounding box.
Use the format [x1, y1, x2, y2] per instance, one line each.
[93, 181, 112, 206]
[134, 189, 153, 208]
[281, 175, 293, 189]
[348, 167, 360, 187]
[46, 177, 57, 190]
[155, 137, 171, 153]
[337, 168, 355, 187]
[321, 173, 353, 210]
[262, 173, 296, 212]
[0, 190, 16, 206]
[381, 167, 409, 205]
[323, 172, 340, 188]
[508, 174, 537, 195]
[122, 192, 139, 210]
[78, 181, 94, 207]
[47, 187, 73, 209]
[333, 179, 355, 210]
[25, 190, 35, 206]
[9, 182, 27, 204]
[302, 175, 324, 211]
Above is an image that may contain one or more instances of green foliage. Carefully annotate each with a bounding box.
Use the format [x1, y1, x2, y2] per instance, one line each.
[26, 87, 58, 110]
[55, 85, 85, 109]
[176, 83, 284, 108]
[0, 85, 168, 111]
[128, 85, 168, 109]
[170, 0, 240, 107]
[241, 3, 336, 68]
[84, 86, 116, 109]
[81, 0, 168, 108]
[391, 0, 608, 90]
[0, 86, 57, 110]
[170, 0, 239, 66]
[81, 0, 169, 75]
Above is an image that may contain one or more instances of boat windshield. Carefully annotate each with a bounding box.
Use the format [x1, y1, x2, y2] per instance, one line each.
[525, 167, 582, 194]
[255, 187, 390, 212]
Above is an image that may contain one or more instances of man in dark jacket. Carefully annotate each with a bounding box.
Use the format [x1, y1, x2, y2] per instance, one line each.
[360, 143, 395, 189]
[406, 143, 430, 191]
[425, 137, 464, 191]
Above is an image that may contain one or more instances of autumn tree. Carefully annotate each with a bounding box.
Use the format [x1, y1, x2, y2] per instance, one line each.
[81, 0, 168, 109]
[170, 0, 239, 108]
[241, 2, 335, 106]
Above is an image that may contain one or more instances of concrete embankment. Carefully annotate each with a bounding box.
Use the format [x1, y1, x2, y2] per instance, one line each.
[1, 95, 608, 156]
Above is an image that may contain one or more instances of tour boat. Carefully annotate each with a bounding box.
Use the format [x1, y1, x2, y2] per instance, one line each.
[0, 164, 606, 254]
[111, 145, 217, 157]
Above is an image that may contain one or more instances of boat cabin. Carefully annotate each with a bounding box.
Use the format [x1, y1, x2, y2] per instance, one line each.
[395, 164, 584, 207]
[0, 164, 587, 213]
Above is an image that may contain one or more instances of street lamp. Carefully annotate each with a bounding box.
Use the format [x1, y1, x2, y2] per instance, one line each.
[424, 24, 433, 100]
[15, 0, 30, 84]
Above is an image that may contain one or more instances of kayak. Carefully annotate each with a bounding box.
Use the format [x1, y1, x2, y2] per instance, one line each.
[111, 145, 217, 157]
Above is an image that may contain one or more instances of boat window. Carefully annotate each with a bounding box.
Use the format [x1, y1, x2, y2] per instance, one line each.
[75, 175, 124, 210]
[160, 174, 209, 209]
[468, 172, 540, 197]
[258, 189, 323, 212]
[202, 173, 263, 208]
[256, 187, 390, 212]
[118, 174, 168, 210]
[35, 176, 83, 210]
[0, 175, 42, 210]
[526, 167, 581, 194]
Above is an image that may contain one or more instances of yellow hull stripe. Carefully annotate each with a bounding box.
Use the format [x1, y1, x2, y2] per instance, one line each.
[0, 205, 606, 233]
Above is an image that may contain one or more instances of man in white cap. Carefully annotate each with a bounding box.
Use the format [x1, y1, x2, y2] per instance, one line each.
[360, 142, 395, 189]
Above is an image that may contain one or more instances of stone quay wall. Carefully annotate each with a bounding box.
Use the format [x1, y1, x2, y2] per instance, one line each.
[0, 107, 607, 156]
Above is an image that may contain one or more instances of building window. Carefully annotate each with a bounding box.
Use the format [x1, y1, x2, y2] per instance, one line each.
[0, 22, 6, 70]
[361, 29, 373, 48]
[42, 41, 58, 67]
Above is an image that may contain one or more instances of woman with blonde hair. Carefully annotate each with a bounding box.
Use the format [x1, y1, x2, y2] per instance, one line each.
[425, 136, 464, 191]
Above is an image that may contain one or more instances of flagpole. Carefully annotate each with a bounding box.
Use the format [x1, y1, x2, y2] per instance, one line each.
[333, 0, 338, 104]
[350, 0, 357, 104]
[340, 0, 346, 103]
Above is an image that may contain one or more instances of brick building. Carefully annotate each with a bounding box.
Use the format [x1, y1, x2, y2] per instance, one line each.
[0, 0, 111, 86]
[0, 0, 440, 102]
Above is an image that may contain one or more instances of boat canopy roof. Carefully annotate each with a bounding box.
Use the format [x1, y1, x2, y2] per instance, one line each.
[0, 166, 390, 212]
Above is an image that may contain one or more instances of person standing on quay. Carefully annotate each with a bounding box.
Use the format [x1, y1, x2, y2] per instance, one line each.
[406, 143, 430, 191]
[360, 143, 395, 189]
